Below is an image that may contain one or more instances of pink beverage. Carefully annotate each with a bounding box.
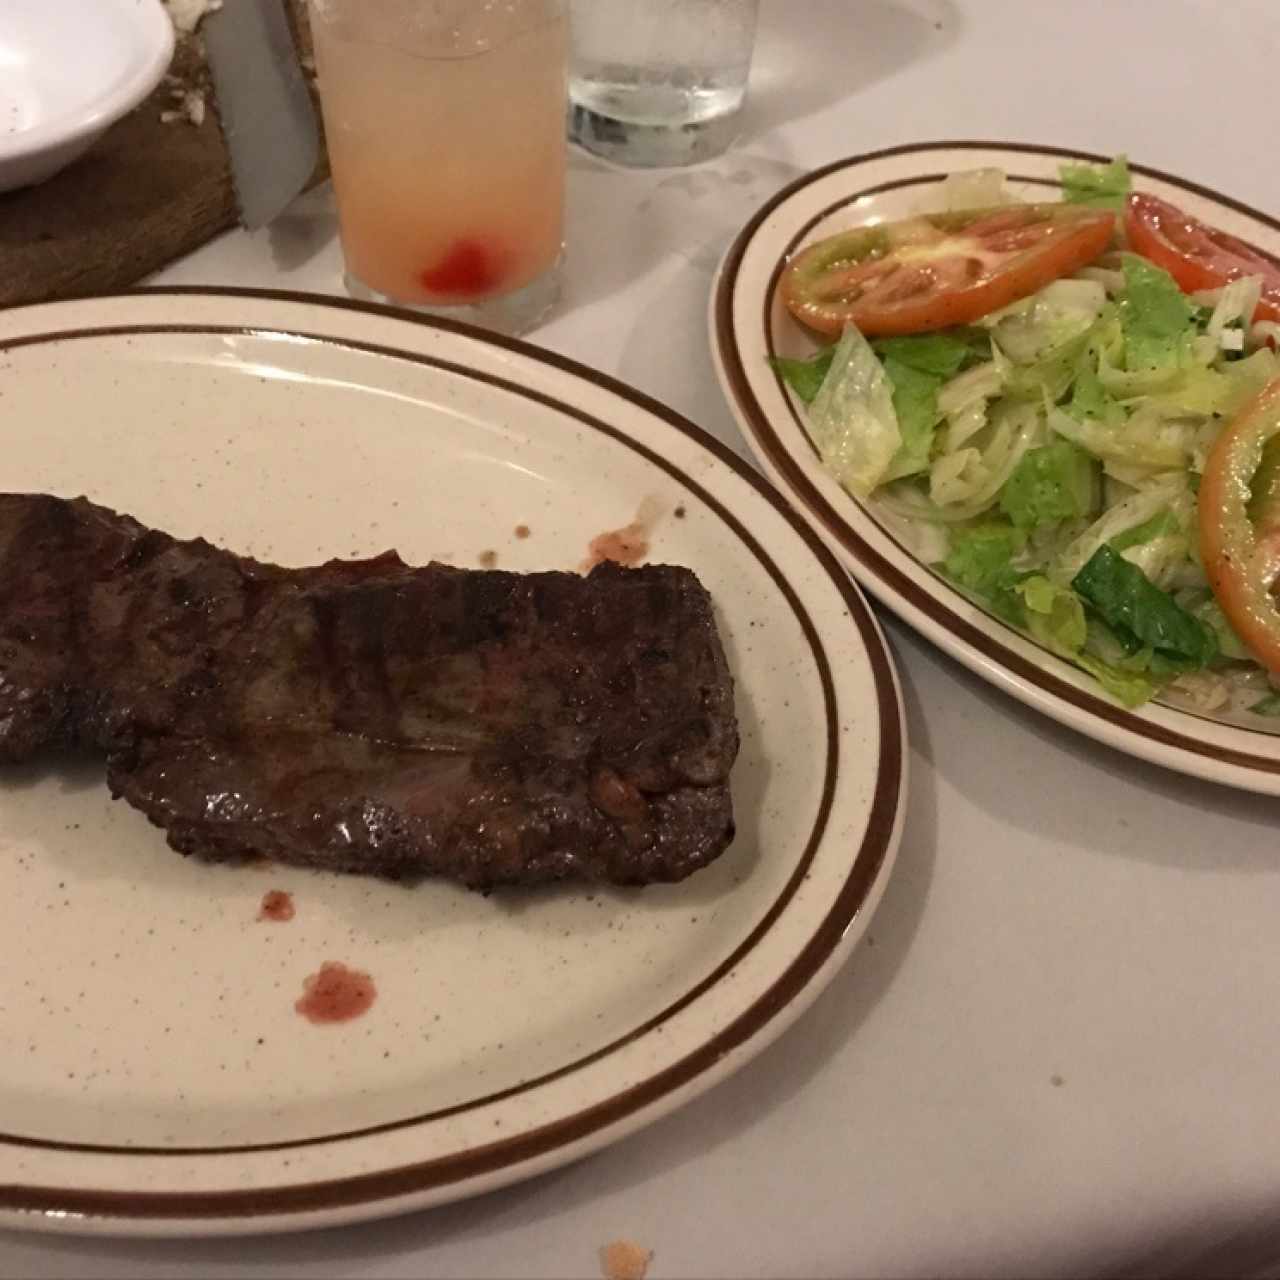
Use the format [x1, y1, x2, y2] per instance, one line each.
[310, 0, 567, 330]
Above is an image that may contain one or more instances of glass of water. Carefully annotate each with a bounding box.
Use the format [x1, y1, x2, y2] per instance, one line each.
[568, 0, 760, 168]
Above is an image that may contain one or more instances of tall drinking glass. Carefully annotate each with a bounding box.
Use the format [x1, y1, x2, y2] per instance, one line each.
[568, 0, 759, 168]
[309, 0, 568, 335]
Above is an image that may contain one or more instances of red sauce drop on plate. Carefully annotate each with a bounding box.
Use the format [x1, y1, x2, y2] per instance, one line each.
[515, 524, 531, 540]
[419, 239, 506, 298]
[583, 520, 649, 572]
[295, 962, 376, 1024]
[258, 889, 294, 922]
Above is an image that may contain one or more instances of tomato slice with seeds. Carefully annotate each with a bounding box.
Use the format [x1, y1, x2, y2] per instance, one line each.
[1126, 193, 1280, 325]
[1199, 377, 1280, 673]
[780, 203, 1116, 338]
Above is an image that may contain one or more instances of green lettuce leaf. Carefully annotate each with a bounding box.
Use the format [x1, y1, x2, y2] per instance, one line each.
[1074, 653, 1161, 707]
[770, 349, 835, 404]
[1119, 254, 1197, 371]
[872, 330, 987, 378]
[1109, 509, 1180, 552]
[1059, 156, 1131, 211]
[881, 357, 941, 481]
[1071, 544, 1217, 667]
[1017, 575, 1088, 658]
[936, 523, 1028, 625]
[999, 440, 1098, 529]
[1250, 694, 1280, 717]
[1067, 361, 1127, 426]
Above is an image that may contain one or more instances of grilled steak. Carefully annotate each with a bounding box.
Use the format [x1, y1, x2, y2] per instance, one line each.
[0, 494, 738, 888]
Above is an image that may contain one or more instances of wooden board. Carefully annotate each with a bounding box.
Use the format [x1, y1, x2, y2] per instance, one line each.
[0, 1, 327, 309]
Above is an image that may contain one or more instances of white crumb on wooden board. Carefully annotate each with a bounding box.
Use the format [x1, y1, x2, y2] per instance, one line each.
[599, 1240, 653, 1280]
[159, 90, 206, 128]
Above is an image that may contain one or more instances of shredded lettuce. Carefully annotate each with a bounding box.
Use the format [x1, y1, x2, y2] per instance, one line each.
[1110, 508, 1180, 553]
[1049, 404, 1195, 472]
[928, 400, 1044, 517]
[1198, 276, 1262, 349]
[1059, 155, 1131, 211]
[982, 279, 1108, 365]
[806, 326, 902, 498]
[942, 167, 1016, 210]
[1187, 593, 1252, 662]
[785, 162, 1280, 716]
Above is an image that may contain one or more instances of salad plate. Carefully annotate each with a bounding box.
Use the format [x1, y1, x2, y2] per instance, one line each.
[0, 290, 904, 1235]
[711, 141, 1280, 795]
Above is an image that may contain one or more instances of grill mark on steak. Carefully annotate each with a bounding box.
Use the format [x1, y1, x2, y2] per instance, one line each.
[0, 495, 739, 890]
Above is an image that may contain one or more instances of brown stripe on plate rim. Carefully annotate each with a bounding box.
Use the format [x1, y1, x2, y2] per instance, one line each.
[713, 140, 1280, 769]
[0, 300, 902, 1219]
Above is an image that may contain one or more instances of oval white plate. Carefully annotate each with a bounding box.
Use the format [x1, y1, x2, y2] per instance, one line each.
[711, 141, 1280, 796]
[0, 290, 905, 1235]
[0, 0, 174, 191]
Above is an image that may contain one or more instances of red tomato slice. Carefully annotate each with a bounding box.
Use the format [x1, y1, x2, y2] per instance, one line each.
[1126, 193, 1280, 325]
[1199, 376, 1280, 673]
[780, 204, 1116, 338]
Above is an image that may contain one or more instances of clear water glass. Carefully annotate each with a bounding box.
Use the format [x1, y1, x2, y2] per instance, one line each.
[568, 0, 760, 168]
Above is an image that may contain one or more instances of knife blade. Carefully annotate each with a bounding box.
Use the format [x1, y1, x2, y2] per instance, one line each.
[202, 0, 320, 230]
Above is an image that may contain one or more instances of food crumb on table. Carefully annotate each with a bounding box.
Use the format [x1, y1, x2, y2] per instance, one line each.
[479, 549, 498, 568]
[599, 1239, 653, 1280]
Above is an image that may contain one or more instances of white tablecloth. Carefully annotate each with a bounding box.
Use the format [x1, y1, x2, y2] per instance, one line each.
[6, 1, 1280, 1275]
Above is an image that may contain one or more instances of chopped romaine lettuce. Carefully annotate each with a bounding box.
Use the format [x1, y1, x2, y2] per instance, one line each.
[881, 357, 941, 481]
[783, 164, 1277, 714]
[1017, 575, 1088, 658]
[1071, 544, 1217, 668]
[936, 523, 1028, 624]
[1067, 362, 1127, 426]
[1110, 509, 1180, 552]
[770, 349, 835, 404]
[873, 330, 986, 378]
[1059, 156, 1131, 211]
[1074, 653, 1160, 707]
[1187, 593, 1252, 662]
[1249, 693, 1280, 717]
[999, 440, 1098, 529]
[806, 326, 902, 498]
[1118, 254, 1197, 370]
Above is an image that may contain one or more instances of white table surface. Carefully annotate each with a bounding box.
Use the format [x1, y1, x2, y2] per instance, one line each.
[7, 1, 1280, 1276]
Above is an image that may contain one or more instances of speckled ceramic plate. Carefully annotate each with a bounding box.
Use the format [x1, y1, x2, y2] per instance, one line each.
[711, 141, 1280, 796]
[0, 289, 904, 1235]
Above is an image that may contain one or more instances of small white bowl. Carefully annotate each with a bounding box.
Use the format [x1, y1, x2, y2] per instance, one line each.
[0, 0, 175, 192]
